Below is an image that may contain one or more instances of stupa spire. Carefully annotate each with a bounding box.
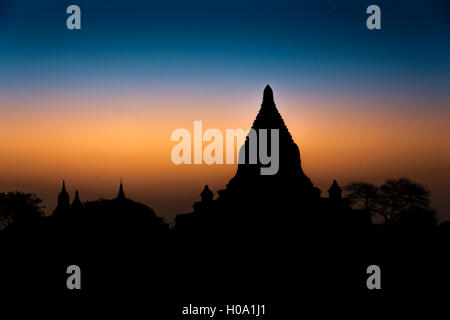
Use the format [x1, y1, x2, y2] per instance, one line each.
[71, 190, 83, 210]
[262, 84, 274, 105]
[56, 180, 70, 212]
[116, 179, 126, 200]
[251, 84, 292, 141]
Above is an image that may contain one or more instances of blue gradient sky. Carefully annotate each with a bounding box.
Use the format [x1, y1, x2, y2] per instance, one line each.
[1, 0, 449, 99]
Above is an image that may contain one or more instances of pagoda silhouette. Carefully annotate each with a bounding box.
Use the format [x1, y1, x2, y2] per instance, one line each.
[175, 85, 356, 236]
[221, 85, 321, 199]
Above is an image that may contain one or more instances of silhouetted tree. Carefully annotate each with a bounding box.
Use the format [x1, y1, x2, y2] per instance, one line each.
[345, 182, 379, 212]
[379, 178, 434, 225]
[0, 192, 44, 228]
[345, 178, 435, 225]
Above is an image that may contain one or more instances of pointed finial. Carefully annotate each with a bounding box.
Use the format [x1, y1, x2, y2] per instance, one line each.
[55, 179, 70, 212]
[263, 84, 274, 104]
[116, 179, 126, 200]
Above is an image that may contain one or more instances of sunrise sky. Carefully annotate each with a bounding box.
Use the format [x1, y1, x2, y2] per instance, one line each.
[1, 0, 449, 221]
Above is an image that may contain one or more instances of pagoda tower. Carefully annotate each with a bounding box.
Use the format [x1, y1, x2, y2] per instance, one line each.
[222, 85, 320, 203]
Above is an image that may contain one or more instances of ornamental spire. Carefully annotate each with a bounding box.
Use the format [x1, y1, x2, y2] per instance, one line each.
[262, 84, 274, 105]
[56, 180, 70, 211]
[116, 179, 126, 200]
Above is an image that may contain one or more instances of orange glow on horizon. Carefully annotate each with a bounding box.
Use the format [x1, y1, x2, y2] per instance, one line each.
[1, 93, 449, 221]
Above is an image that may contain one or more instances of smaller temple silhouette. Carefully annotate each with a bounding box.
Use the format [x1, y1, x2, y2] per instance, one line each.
[47, 179, 168, 243]
[328, 180, 343, 200]
[71, 190, 83, 211]
[193, 185, 213, 211]
[53, 180, 70, 215]
[53, 179, 129, 217]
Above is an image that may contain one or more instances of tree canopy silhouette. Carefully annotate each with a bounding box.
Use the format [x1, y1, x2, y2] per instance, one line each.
[0, 192, 44, 228]
[345, 182, 379, 212]
[345, 177, 435, 225]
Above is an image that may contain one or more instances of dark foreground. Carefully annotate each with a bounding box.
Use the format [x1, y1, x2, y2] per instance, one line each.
[1, 202, 449, 318]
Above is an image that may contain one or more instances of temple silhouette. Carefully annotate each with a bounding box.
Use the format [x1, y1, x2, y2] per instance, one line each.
[175, 85, 366, 236]
[1, 85, 448, 311]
